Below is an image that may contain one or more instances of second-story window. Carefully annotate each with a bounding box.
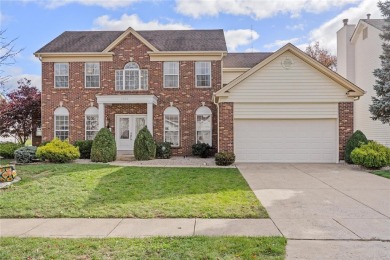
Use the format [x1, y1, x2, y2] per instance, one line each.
[115, 62, 148, 91]
[195, 61, 211, 88]
[85, 63, 100, 88]
[54, 63, 69, 88]
[164, 62, 179, 88]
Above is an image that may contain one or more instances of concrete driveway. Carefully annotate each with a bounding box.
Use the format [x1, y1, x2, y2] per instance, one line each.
[237, 163, 390, 260]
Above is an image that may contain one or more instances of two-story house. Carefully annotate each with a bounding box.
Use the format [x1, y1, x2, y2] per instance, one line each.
[337, 16, 390, 147]
[35, 27, 364, 163]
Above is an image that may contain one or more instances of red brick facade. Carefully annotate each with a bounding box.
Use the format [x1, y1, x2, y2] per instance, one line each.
[218, 102, 234, 152]
[41, 33, 221, 155]
[338, 102, 354, 160]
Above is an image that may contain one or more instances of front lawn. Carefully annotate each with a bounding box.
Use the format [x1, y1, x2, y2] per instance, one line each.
[0, 163, 267, 218]
[372, 170, 390, 179]
[0, 237, 286, 259]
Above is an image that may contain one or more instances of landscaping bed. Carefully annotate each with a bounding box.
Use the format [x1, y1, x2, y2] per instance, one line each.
[0, 163, 267, 218]
[0, 237, 286, 259]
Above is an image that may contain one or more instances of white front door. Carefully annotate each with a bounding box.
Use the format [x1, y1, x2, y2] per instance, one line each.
[115, 114, 147, 151]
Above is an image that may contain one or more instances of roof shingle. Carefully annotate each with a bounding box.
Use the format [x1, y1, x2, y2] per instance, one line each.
[223, 52, 273, 68]
[363, 19, 386, 31]
[36, 29, 227, 53]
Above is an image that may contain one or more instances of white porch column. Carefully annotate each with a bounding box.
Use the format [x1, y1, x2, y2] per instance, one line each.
[98, 103, 105, 129]
[147, 102, 153, 135]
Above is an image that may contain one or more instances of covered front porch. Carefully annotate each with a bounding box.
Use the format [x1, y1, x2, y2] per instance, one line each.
[96, 95, 157, 153]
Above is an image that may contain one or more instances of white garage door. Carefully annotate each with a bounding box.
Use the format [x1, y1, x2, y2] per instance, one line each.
[234, 119, 337, 163]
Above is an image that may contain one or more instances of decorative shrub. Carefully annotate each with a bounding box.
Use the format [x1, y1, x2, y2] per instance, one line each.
[90, 128, 117, 163]
[192, 143, 212, 158]
[215, 152, 236, 166]
[0, 165, 17, 182]
[74, 140, 93, 159]
[0, 142, 23, 159]
[351, 141, 390, 169]
[36, 138, 80, 163]
[14, 146, 37, 164]
[39, 141, 50, 147]
[345, 130, 368, 164]
[134, 126, 156, 161]
[156, 142, 172, 159]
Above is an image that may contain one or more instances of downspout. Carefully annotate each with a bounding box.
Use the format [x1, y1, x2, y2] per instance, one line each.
[213, 94, 220, 152]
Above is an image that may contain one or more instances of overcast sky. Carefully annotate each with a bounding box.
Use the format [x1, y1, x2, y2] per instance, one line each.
[0, 0, 381, 90]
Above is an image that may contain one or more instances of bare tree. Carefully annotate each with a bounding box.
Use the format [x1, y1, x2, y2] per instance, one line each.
[0, 29, 24, 94]
[305, 41, 337, 70]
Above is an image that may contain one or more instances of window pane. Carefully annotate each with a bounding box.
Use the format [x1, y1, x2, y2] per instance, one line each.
[196, 75, 210, 87]
[164, 114, 179, 146]
[141, 69, 148, 90]
[55, 115, 69, 140]
[195, 62, 211, 87]
[197, 130, 211, 145]
[85, 63, 100, 88]
[115, 70, 124, 90]
[165, 131, 179, 146]
[164, 75, 178, 88]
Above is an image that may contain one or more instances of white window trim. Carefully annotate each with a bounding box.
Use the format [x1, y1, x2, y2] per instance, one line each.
[195, 61, 212, 88]
[54, 63, 69, 88]
[85, 107, 99, 140]
[163, 61, 179, 88]
[196, 106, 212, 145]
[54, 107, 69, 140]
[85, 62, 100, 88]
[115, 62, 148, 91]
[164, 106, 180, 147]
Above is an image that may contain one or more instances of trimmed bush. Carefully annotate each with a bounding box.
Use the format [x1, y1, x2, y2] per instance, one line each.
[351, 141, 390, 169]
[14, 146, 37, 164]
[0, 142, 23, 159]
[345, 130, 368, 164]
[192, 143, 212, 158]
[74, 140, 93, 159]
[156, 142, 172, 159]
[215, 152, 236, 166]
[91, 128, 117, 163]
[36, 138, 80, 163]
[134, 126, 156, 161]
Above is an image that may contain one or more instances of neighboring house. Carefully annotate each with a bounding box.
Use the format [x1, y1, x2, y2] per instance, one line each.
[35, 28, 364, 163]
[337, 16, 390, 147]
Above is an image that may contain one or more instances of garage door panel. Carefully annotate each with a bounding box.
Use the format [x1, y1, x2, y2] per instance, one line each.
[234, 119, 337, 163]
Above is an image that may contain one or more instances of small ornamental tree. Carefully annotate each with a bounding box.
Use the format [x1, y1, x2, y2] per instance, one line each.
[370, 1, 390, 124]
[0, 78, 41, 144]
[345, 130, 368, 164]
[134, 126, 156, 161]
[305, 41, 337, 70]
[91, 128, 117, 163]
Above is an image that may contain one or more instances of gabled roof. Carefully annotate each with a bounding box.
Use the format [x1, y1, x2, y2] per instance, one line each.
[223, 52, 273, 68]
[363, 19, 386, 31]
[215, 43, 365, 99]
[36, 28, 227, 53]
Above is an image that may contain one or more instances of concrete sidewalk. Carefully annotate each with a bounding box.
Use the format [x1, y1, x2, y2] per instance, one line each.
[0, 218, 281, 238]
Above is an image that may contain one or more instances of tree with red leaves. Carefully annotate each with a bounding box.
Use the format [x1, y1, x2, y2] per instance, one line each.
[305, 41, 337, 71]
[0, 78, 41, 144]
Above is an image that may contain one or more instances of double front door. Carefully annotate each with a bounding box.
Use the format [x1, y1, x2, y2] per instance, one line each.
[115, 114, 147, 151]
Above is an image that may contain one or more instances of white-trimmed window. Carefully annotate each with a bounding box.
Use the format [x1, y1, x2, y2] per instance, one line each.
[54, 107, 69, 140]
[196, 106, 212, 145]
[164, 106, 180, 147]
[85, 107, 99, 140]
[195, 61, 211, 88]
[164, 62, 179, 88]
[85, 63, 100, 88]
[54, 63, 69, 88]
[115, 62, 148, 90]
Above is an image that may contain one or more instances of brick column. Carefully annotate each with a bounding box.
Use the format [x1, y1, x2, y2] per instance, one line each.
[339, 102, 354, 160]
[218, 102, 234, 152]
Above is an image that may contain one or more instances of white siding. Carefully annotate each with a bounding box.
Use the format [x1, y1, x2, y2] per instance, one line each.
[223, 51, 353, 103]
[353, 24, 390, 146]
[222, 70, 246, 85]
[234, 103, 338, 119]
[337, 24, 356, 82]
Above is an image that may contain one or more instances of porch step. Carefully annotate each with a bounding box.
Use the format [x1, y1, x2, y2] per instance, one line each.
[116, 154, 135, 161]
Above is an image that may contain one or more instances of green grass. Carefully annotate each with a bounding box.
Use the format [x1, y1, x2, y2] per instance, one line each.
[0, 237, 286, 260]
[372, 170, 390, 179]
[0, 158, 14, 165]
[0, 163, 267, 218]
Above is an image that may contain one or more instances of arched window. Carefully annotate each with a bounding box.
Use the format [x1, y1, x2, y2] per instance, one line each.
[85, 107, 99, 140]
[115, 62, 148, 91]
[196, 106, 212, 145]
[54, 107, 69, 140]
[164, 106, 180, 147]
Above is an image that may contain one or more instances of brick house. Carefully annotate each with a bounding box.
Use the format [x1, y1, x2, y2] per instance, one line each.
[35, 28, 364, 163]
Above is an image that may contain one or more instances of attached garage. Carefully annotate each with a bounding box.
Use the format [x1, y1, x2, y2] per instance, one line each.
[216, 44, 365, 163]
